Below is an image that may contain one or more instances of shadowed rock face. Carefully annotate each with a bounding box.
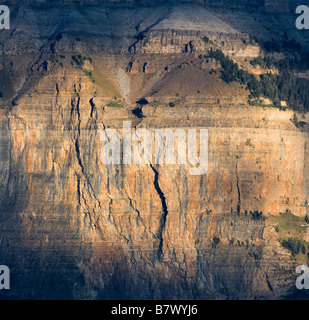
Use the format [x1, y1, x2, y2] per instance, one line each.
[5, 0, 304, 12]
[0, 2, 308, 300]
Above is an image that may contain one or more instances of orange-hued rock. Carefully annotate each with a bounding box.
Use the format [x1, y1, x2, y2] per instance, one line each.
[0, 2, 308, 300]
[1, 92, 307, 299]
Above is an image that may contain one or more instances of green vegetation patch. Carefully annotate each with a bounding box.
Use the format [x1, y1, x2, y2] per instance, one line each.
[205, 48, 309, 110]
[71, 55, 92, 68]
[273, 210, 306, 238]
[83, 70, 95, 83]
[250, 56, 271, 69]
[106, 98, 124, 108]
[270, 211, 309, 263]
[281, 237, 306, 257]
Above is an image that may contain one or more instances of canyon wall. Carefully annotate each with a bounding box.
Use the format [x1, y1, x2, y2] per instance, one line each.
[1, 87, 306, 299]
[0, 2, 308, 299]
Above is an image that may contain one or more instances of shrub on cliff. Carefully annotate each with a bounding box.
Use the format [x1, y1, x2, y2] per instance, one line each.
[281, 237, 305, 256]
[212, 237, 220, 248]
[250, 210, 264, 220]
[206, 48, 309, 110]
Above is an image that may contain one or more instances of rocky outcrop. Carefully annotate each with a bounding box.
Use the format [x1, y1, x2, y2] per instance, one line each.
[0, 2, 308, 300]
[1, 83, 307, 299]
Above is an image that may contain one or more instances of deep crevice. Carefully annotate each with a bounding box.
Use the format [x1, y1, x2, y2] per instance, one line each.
[150, 164, 168, 260]
[89, 98, 95, 118]
[76, 174, 81, 206]
[75, 139, 85, 174]
[235, 160, 241, 214]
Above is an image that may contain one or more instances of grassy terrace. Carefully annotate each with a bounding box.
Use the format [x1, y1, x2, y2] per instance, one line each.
[269, 211, 309, 263]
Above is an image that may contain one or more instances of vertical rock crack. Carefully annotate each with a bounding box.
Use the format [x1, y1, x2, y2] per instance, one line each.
[236, 159, 241, 214]
[150, 164, 168, 260]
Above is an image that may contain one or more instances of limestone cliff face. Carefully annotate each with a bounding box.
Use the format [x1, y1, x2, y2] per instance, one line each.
[2, 95, 304, 299]
[2, 87, 307, 299]
[0, 2, 308, 300]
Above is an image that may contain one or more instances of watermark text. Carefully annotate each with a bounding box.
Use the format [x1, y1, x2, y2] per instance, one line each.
[0, 5, 10, 30]
[0, 265, 10, 290]
[296, 5, 309, 30]
[100, 121, 208, 176]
